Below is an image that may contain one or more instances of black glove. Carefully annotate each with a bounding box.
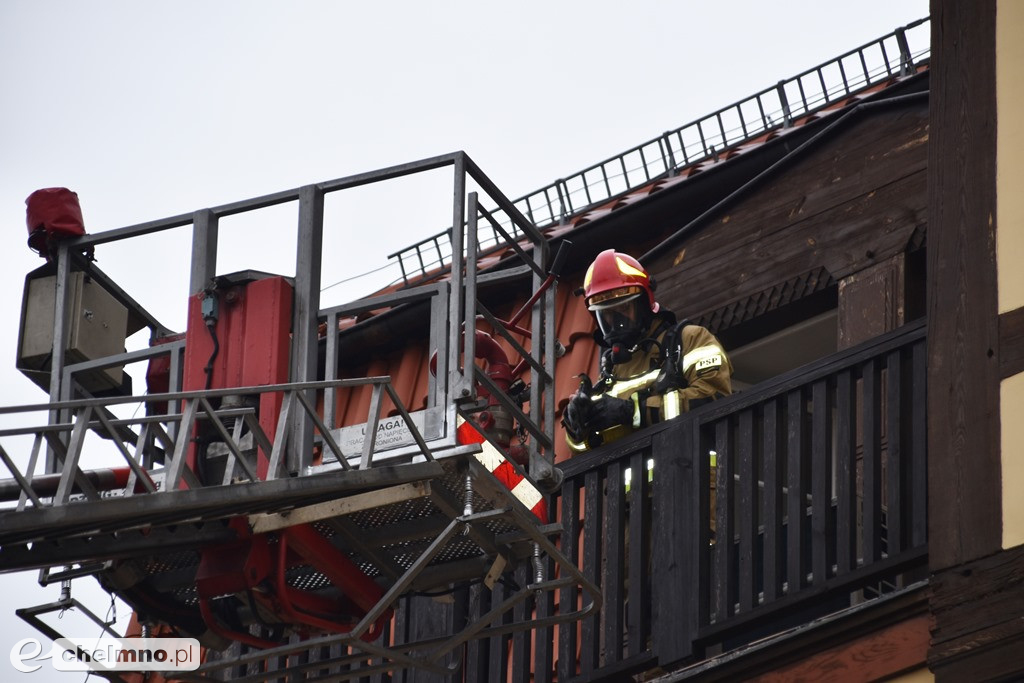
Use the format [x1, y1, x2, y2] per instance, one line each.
[563, 390, 634, 443]
[562, 388, 593, 442]
[589, 394, 635, 432]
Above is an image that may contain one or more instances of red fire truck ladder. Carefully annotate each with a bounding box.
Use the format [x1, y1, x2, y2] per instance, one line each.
[0, 153, 598, 680]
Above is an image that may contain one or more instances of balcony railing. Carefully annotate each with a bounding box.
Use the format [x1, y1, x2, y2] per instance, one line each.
[530, 319, 927, 681]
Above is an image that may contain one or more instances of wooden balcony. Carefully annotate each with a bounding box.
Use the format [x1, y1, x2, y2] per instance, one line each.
[464, 319, 928, 682]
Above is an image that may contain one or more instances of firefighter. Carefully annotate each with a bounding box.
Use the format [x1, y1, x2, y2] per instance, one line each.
[562, 249, 732, 452]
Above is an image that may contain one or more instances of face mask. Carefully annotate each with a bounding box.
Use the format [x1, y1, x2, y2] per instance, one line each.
[593, 295, 646, 347]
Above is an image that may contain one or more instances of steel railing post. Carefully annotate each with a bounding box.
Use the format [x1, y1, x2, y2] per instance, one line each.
[895, 27, 914, 76]
[776, 80, 794, 128]
[290, 184, 325, 475]
[448, 156, 470, 404]
[464, 192, 479, 405]
[16, 435, 44, 511]
[324, 310, 339, 430]
[429, 282, 450, 409]
[554, 180, 569, 225]
[46, 242, 72, 474]
[190, 209, 218, 296]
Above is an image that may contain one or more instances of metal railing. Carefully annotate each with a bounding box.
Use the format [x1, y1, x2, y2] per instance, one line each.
[4, 120, 568, 683]
[311, 154, 562, 489]
[390, 17, 931, 283]
[0, 378, 435, 514]
[21, 152, 558, 489]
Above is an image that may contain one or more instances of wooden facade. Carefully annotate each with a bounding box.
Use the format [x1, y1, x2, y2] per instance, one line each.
[251, 7, 1024, 677]
[112, 6, 1023, 679]
[926, 1, 1024, 680]
[550, 66, 933, 683]
[307, 65, 939, 682]
[646, 96, 927, 336]
[356, 4, 1024, 676]
[642, 92, 928, 379]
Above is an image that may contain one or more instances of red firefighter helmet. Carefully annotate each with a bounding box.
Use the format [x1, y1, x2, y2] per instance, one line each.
[582, 249, 658, 346]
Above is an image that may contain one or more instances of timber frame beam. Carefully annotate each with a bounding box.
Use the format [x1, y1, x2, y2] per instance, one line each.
[927, 1, 1024, 680]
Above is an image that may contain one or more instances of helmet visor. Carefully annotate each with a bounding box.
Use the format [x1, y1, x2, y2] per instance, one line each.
[591, 293, 645, 343]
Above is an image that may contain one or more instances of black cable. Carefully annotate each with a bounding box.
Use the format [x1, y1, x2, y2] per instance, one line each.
[200, 281, 221, 391]
[203, 319, 219, 390]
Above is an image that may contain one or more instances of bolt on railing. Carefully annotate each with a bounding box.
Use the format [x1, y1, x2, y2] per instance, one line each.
[390, 17, 930, 283]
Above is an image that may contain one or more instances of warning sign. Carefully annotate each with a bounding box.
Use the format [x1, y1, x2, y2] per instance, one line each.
[327, 408, 440, 461]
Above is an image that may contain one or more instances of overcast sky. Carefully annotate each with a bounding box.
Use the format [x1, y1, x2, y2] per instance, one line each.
[0, 2, 928, 680]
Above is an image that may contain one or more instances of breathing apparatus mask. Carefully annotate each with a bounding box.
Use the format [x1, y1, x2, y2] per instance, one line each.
[589, 286, 650, 361]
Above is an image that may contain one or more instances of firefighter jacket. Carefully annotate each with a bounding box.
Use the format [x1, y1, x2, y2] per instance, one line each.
[565, 318, 733, 453]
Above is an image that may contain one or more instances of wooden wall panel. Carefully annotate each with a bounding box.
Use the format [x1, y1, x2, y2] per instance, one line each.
[649, 103, 927, 321]
[658, 170, 924, 320]
[928, 545, 1024, 681]
[838, 254, 906, 349]
[752, 615, 930, 683]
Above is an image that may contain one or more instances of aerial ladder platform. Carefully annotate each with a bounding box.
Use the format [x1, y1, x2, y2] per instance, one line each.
[0, 154, 598, 681]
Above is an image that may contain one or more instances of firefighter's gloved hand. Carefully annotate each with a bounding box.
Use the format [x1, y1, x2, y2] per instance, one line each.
[564, 391, 635, 442]
[562, 389, 593, 442]
[588, 394, 635, 432]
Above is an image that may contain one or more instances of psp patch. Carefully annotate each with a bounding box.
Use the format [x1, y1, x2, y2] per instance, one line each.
[695, 354, 722, 376]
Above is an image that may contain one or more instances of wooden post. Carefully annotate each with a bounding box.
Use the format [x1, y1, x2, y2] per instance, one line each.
[651, 419, 695, 665]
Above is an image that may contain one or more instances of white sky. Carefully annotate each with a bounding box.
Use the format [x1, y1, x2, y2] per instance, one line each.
[0, 1, 928, 680]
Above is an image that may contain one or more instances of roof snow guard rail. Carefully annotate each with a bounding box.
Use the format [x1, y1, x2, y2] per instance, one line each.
[390, 17, 930, 283]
